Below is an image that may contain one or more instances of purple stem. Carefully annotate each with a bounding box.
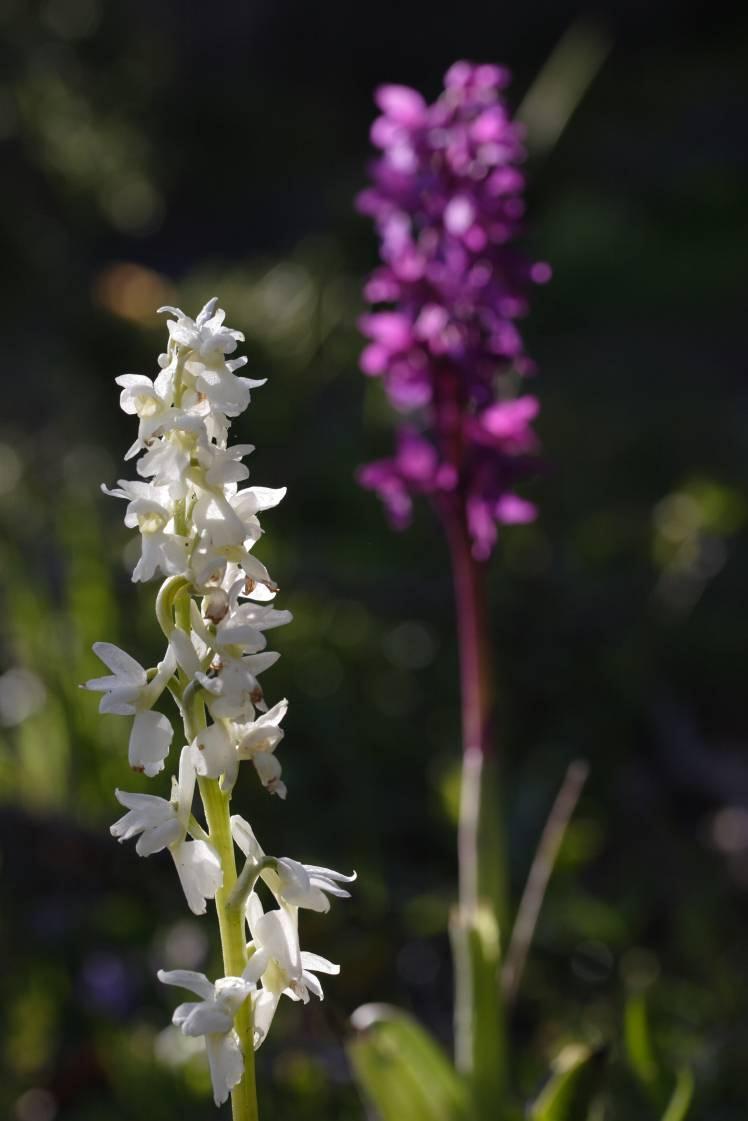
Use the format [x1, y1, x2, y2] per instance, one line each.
[434, 369, 506, 925]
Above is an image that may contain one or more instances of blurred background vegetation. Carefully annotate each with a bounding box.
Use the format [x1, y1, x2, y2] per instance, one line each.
[1, 1, 746, 1118]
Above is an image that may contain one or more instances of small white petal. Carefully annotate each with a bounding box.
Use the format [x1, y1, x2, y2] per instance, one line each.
[252, 990, 279, 1050]
[98, 690, 138, 716]
[206, 1031, 244, 1106]
[243, 651, 280, 675]
[304, 865, 357, 884]
[91, 642, 146, 683]
[169, 628, 202, 677]
[253, 751, 283, 793]
[175, 744, 197, 828]
[230, 815, 264, 862]
[254, 908, 301, 978]
[300, 970, 324, 1000]
[157, 969, 215, 1001]
[245, 891, 265, 939]
[192, 722, 236, 784]
[171, 839, 223, 915]
[214, 975, 254, 1014]
[242, 947, 269, 985]
[177, 999, 233, 1036]
[300, 951, 340, 976]
[129, 710, 173, 777]
[136, 817, 182, 856]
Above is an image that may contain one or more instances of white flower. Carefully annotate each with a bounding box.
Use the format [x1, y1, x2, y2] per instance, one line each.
[231, 484, 287, 522]
[195, 441, 253, 488]
[115, 372, 173, 456]
[232, 700, 289, 797]
[231, 815, 355, 912]
[83, 642, 176, 776]
[111, 746, 223, 915]
[222, 600, 293, 643]
[274, 858, 356, 912]
[191, 598, 268, 661]
[190, 699, 287, 795]
[157, 968, 253, 1105]
[170, 836, 224, 917]
[101, 478, 186, 582]
[110, 788, 182, 855]
[187, 356, 256, 418]
[243, 891, 339, 1023]
[196, 651, 280, 723]
[159, 298, 245, 358]
[191, 722, 236, 789]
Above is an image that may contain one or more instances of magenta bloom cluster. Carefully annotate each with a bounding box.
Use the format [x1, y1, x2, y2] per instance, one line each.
[357, 60, 549, 559]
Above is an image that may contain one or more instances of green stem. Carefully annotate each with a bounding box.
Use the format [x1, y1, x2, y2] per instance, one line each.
[155, 575, 190, 639]
[227, 856, 275, 914]
[175, 597, 259, 1121]
[199, 774, 259, 1121]
[439, 498, 509, 1114]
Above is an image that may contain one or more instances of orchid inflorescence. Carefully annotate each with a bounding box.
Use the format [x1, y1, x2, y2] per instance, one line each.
[83, 298, 354, 1109]
[357, 61, 551, 559]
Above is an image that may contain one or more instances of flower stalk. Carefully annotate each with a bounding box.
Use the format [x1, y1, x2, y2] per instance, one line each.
[442, 505, 507, 926]
[356, 61, 549, 1108]
[199, 774, 259, 1121]
[443, 502, 508, 1104]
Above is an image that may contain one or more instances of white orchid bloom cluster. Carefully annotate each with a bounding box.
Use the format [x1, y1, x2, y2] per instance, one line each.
[83, 299, 354, 1111]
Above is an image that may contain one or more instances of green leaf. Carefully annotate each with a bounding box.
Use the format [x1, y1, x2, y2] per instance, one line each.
[624, 993, 663, 1101]
[347, 1004, 469, 1121]
[625, 993, 695, 1120]
[530, 1044, 605, 1121]
[450, 902, 507, 1119]
[661, 1068, 694, 1121]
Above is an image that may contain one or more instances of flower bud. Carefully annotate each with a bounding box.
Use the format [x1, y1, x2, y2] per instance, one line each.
[202, 588, 230, 624]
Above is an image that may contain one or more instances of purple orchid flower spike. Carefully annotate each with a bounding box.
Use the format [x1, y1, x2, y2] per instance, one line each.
[354, 65, 553, 1095]
[356, 60, 550, 559]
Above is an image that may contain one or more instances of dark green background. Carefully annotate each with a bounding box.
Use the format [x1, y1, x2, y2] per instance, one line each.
[0, 1, 746, 1117]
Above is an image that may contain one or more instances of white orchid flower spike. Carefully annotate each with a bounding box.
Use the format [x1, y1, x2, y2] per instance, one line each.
[85, 298, 353, 1113]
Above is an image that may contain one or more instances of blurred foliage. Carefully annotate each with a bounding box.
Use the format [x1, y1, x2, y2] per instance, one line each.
[0, 0, 747, 1118]
[348, 1006, 469, 1121]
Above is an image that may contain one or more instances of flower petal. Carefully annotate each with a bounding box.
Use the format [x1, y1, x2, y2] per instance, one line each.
[230, 815, 265, 862]
[192, 722, 235, 782]
[300, 951, 340, 975]
[205, 1030, 244, 1106]
[178, 999, 233, 1036]
[157, 969, 215, 1001]
[171, 839, 223, 915]
[91, 642, 146, 683]
[129, 710, 173, 777]
[252, 990, 279, 1050]
[214, 975, 254, 1015]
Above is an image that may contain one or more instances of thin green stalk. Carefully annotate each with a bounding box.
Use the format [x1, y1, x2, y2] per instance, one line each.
[200, 774, 259, 1121]
[156, 575, 190, 639]
[441, 502, 509, 1114]
[227, 855, 275, 914]
[173, 586, 259, 1121]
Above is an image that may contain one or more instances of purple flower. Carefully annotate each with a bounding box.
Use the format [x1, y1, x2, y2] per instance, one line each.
[357, 426, 457, 528]
[357, 61, 548, 557]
